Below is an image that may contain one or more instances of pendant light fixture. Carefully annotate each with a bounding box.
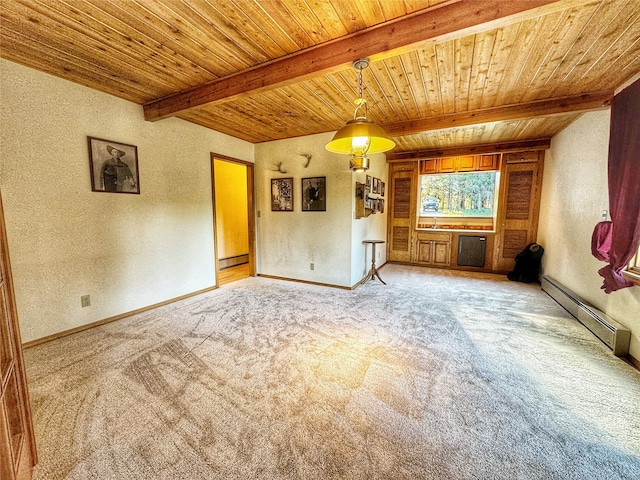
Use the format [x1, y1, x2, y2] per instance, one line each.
[325, 58, 395, 172]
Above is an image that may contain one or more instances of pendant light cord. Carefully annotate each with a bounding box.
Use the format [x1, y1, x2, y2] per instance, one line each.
[354, 62, 368, 120]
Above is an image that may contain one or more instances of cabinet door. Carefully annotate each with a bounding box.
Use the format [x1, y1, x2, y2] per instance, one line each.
[432, 241, 451, 266]
[456, 155, 476, 172]
[388, 163, 417, 263]
[494, 152, 543, 272]
[419, 159, 437, 174]
[416, 241, 433, 264]
[0, 192, 36, 480]
[477, 154, 500, 171]
[438, 157, 456, 172]
[416, 240, 451, 266]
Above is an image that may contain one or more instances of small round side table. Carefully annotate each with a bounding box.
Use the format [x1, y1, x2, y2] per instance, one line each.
[362, 240, 386, 284]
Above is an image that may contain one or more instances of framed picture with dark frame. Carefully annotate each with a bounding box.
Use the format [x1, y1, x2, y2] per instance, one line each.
[88, 136, 140, 194]
[381, 181, 385, 197]
[271, 177, 293, 211]
[302, 176, 326, 211]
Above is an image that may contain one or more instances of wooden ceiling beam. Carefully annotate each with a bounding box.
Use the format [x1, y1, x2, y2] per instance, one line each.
[382, 90, 613, 136]
[386, 139, 552, 161]
[143, 0, 559, 121]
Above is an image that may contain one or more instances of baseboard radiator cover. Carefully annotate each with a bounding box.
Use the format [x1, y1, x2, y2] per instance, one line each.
[541, 275, 631, 357]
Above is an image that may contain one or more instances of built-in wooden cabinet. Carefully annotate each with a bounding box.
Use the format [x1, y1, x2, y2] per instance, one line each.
[387, 149, 544, 273]
[419, 154, 500, 174]
[387, 162, 417, 263]
[416, 232, 451, 266]
[477, 154, 500, 171]
[493, 151, 544, 272]
[0, 192, 36, 480]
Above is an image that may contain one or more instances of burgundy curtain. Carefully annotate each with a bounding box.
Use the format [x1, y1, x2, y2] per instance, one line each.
[591, 78, 640, 293]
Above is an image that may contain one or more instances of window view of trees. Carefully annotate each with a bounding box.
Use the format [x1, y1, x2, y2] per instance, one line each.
[420, 172, 497, 217]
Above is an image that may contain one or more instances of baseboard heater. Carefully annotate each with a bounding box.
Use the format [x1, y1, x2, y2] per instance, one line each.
[541, 276, 630, 357]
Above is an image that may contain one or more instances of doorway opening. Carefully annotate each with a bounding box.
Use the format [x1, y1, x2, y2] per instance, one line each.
[211, 154, 255, 286]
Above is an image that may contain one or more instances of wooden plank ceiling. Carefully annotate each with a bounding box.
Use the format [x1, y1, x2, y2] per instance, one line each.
[1, 0, 639, 155]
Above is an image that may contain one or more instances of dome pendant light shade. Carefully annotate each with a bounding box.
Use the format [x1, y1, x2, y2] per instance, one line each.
[325, 118, 396, 155]
[325, 59, 395, 171]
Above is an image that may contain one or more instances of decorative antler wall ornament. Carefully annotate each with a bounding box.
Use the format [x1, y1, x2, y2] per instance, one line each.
[272, 162, 287, 174]
[299, 153, 312, 168]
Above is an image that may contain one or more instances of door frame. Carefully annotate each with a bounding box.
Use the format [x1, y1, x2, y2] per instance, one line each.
[0, 191, 38, 478]
[210, 153, 256, 285]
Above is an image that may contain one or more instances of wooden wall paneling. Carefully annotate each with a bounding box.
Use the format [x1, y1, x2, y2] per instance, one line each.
[504, 150, 540, 163]
[387, 163, 417, 263]
[493, 151, 544, 272]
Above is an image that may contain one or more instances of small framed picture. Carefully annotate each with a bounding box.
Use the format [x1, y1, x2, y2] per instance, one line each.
[366, 175, 372, 192]
[88, 137, 139, 194]
[372, 178, 379, 194]
[271, 177, 293, 211]
[381, 181, 385, 197]
[302, 177, 326, 211]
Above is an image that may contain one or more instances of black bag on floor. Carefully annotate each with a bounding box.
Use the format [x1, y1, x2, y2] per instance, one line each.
[507, 243, 544, 283]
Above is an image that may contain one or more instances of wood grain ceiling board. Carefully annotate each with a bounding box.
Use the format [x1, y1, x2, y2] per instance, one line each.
[1, 0, 638, 153]
[391, 114, 580, 152]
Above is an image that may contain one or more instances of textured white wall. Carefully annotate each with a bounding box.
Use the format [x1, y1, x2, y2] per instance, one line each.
[254, 133, 388, 287]
[350, 156, 388, 287]
[0, 59, 253, 342]
[538, 109, 640, 359]
[255, 133, 352, 286]
[214, 159, 249, 259]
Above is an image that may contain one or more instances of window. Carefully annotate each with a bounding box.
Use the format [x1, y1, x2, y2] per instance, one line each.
[419, 171, 498, 217]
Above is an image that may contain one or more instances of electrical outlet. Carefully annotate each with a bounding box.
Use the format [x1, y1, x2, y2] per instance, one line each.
[81, 295, 91, 307]
[310, 263, 314, 270]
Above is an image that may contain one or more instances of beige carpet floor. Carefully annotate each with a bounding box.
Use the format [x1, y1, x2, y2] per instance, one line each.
[24, 264, 640, 479]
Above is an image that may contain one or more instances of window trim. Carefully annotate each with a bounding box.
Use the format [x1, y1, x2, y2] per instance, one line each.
[417, 170, 500, 219]
[623, 245, 640, 286]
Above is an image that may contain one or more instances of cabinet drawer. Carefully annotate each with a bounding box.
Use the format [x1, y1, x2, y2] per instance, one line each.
[417, 231, 451, 242]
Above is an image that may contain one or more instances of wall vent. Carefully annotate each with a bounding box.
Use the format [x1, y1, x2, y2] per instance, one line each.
[541, 276, 630, 356]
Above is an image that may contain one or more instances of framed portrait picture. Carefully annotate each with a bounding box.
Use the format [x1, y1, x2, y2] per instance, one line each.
[271, 177, 293, 211]
[88, 137, 140, 194]
[302, 176, 326, 211]
[366, 175, 372, 192]
[381, 181, 385, 197]
[372, 178, 379, 194]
